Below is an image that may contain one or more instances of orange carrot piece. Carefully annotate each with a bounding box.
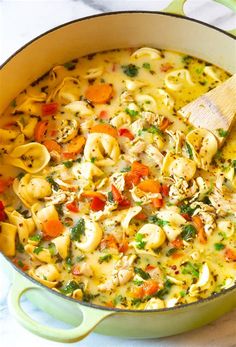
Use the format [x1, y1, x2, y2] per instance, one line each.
[81, 191, 106, 201]
[138, 179, 161, 193]
[125, 172, 141, 189]
[42, 219, 63, 238]
[90, 124, 118, 138]
[225, 248, 236, 262]
[192, 215, 207, 244]
[152, 198, 164, 208]
[100, 234, 118, 251]
[171, 237, 183, 248]
[85, 83, 113, 104]
[131, 161, 149, 177]
[34, 121, 48, 142]
[135, 212, 148, 221]
[159, 117, 171, 132]
[64, 135, 86, 154]
[142, 279, 160, 296]
[43, 139, 62, 153]
[118, 237, 129, 253]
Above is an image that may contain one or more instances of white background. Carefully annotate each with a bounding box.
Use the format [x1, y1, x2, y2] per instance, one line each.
[0, 1, 236, 346]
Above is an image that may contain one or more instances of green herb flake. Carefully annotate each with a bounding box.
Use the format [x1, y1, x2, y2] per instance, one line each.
[133, 279, 144, 286]
[156, 280, 173, 299]
[181, 262, 199, 278]
[122, 64, 139, 77]
[217, 128, 228, 138]
[108, 191, 114, 203]
[17, 172, 25, 180]
[11, 99, 17, 107]
[55, 204, 64, 217]
[76, 255, 86, 262]
[147, 125, 163, 136]
[180, 290, 186, 297]
[63, 61, 76, 70]
[17, 260, 24, 268]
[143, 62, 151, 70]
[125, 108, 139, 117]
[46, 176, 59, 191]
[214, 243, 225, 251]
[33, 246, 44, 255]
[98, 254, 112, 264]
[90, 157, 96, 163]
[186, 142, 193, 159]
[179, 203, 195, 216]
[182, 55, 192, 64]
[48, 242, 56, 256]
[113, 295, 127, 306]
[135, 233, 146, 250]
[70, 218, 85, 241]
[16, 243, 25, 253]
[63, 161, 73, 168]
[181, 224, 197, 242]
[65, 256, 73, 272]
[148, 215, 169, 227]
[60, 280, 83, 295]
[121, 166, 131, 173]
[131, 297, 144, 307]
[29, 234, 42, 242]
[134, 267, 151, 280]
[166, 248, 177, 257]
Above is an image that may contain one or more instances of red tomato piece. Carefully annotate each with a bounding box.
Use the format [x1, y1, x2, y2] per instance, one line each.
[42, 102, 58, 116]
[118, 128, 134, 140]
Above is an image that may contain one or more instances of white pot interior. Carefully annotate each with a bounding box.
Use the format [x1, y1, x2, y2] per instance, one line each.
[0, 12, 235, 113]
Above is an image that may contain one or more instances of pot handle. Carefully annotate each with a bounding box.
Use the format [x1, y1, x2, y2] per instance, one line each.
[163, 0, 236, 36]
[8, 275, 114, 343]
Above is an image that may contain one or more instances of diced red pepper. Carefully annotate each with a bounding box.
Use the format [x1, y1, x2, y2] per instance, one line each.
[225, 248, 236, 262]
[118, 198, 131, 209]
[161, 184, 169, 197]
[42, 102, 58, 116]
[98, 110, 109, 119]
[171, 237, 183, 248]
[181, 213, 192, 221]
[145, 264, 155, 272]
[160, 63, 173, 72]
[66, 200, 79, 213]
[0, 200, 6, 221]
[118, 128, 134, 140]
[90, 197, 106, 211]
[152, 198, 164, 208]
[125, 172, 141, 189]
[111, 184, 123, 204]
[131, 161, 149, 177]
[135, 212, 147, 221]
[100, 235, 118, 251]
[118, 238, 129, 253]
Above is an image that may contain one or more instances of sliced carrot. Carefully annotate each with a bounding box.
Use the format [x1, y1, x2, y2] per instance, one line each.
[131, 161, 149, 177]
[118, 237, 129, 253]
[43, 139, 62, 153]
[111, 184, 123, 203]
[64, 135, 86, 154]
[152, 198, 164, 208]
[225, 248, 236, 262]
[159, 117, 171, 132]
[0, 178, 13, 193]
[85, 83, 113, 104]
[90, 197, 106, 211]
[142, 279, 160, 296]
[34, 121, 48, 142]
[42, 219, 64, 238]
[192, 215, 207, 244]
[98, 110, 109, 119]
[171, 237, 183, 249]
[171, 252, 183, 259]
[62, 152, 77, 160]
[138, 179, 161, 193]
[161, 184, 169, 197]
[100, 234, 118, 251]
[125, 172, 141, 189]
[135, 212, 148, 221]
[90, 124, 117, 138]
[81, 191, 106, 201]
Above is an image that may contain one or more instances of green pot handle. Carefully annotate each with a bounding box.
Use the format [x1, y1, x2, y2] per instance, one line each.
[163, 0, 236, 36]
[8, 274, 114, 343]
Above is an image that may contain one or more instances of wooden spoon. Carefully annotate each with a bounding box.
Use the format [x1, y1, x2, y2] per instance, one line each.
[178, 74, 236, 146]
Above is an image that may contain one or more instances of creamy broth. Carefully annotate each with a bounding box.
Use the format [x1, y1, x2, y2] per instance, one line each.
[0, 47, 235, 310]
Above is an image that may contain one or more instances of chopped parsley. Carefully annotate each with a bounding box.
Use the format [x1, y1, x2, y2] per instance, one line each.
[113, 295, 127, 306]
[60, 281, 83, 295]
[125, 108, 139, 117]
[98, 254, 112, 264]
[182, 55, 192, 64]
[214, 243, 225, 251]
[146, 125, 163, 136]
[217, 128, 228, 138]
[156, 280, 173, 299]
[166, 247, 178, 257]
[134, 267, 150, 280]
[70, 218, 85, 241]
[63, 161, 73, 168]
[120, 166, 131, 173]
[17, 172, 25, 180]
[11, 99, 17, 107]
[46, 176, 59, 191]
[186, 142, 193, 159]
[133, 279, 144, 286]
[76, 255, 86, 262]
[131, 298, 144, 307]
[33, 246, 44, 255]
[63, 61, 76, 70]
[107, 191, 114, 203]
[65, 256, 73, 272]
[122, 64, 139, 77]
[148, 215, 169, 227]
[179, 203, 196, 216]
[48, 242, 56, 256]
[181, 224, 197, 242]
[90, 157, 96, 163]
[135, 233, 146, 249]
[143, 62, 151, 70]
[16, 242, 25, 253]
[181, 262, 199, 278]
[55, 204, 64, 216]
[29, 234, 42, 242]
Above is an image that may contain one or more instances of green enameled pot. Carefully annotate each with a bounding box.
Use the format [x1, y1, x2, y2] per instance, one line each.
[0, 0, 236, 342]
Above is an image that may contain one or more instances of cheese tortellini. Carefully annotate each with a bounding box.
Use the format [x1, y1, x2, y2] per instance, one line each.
[0, 222, 17, 256]
[5, 208, 35, 244]
[76, 218, 103, 252]
[7, 142, 50, 173]
[162, 152, 196, 181]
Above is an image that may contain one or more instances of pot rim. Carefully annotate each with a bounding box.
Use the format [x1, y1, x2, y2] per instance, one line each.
[0, 10, 235, 71]
[1, 10, 235, 314]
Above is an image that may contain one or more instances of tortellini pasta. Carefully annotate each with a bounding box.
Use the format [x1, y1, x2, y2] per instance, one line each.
[64, 101, 94, 117]
[29, 264, 60, 288]
[165, 69, 194, 90]
[0, 129, 25, 154]
[0, 222, 17, 256]
[47, 77, 80, 103]
[186, 129, 218, 170]
[5, 208, 35, 244]
[162, 152, 196, 181]
[135, 224, 166, 250]
[13, 174, 52, 208]
[17, 116, 38, 138]
[189, 263, 211, 297]
[84, 133, 120, 166]
[31, 204, 59, 230]
[53, 233, 70, 259]
[82, 66, 104, 79]
[156, 210, 186, 241]
[131, 47, 161, 60]
[25, 243, 54, 263]
[7, 142, 50, 173]
[55, 118, 78, 143]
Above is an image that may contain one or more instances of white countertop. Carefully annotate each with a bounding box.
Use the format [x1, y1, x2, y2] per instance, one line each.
[0, 1, 236, 346]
